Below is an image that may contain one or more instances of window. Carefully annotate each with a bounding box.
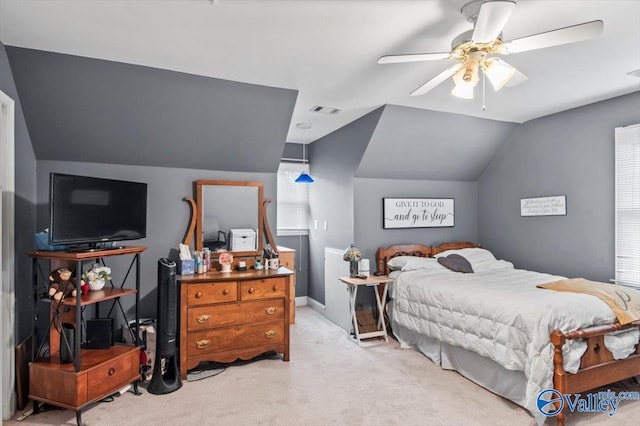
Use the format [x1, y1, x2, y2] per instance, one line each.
[615, 124, 640, 287]
[277, 162, 310, 236]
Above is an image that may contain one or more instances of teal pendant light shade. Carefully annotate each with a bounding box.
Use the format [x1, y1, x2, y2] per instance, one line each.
[295, 137, 314, 183]
[295, 172, 314, 183]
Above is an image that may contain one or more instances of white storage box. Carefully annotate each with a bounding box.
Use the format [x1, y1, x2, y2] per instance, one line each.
[230, 229, 257, 251]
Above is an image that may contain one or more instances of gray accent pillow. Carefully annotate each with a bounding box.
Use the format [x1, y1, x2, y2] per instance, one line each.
[437, 254, 474, 273]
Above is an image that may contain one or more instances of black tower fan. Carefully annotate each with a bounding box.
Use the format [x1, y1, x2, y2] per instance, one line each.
[147, 258, 182, 394]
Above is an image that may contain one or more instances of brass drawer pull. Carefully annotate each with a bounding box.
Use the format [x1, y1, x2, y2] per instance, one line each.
[272, 284, 278, 291]
[265, 306, 277, 315]
[196, 339, 210, 349]
[223, 288, 230, 295]
[248, 287, 255, 294]
[197, 314, 211, 323]
[108, 367, 116, 376]
[264, 330, 277, 339]
[195, 291, 203, 298]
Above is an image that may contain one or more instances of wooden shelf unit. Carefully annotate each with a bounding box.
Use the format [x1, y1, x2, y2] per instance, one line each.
[27, 246, 146, 424]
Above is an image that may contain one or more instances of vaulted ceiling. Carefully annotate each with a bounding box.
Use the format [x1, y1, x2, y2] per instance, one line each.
[1, 0, 639, 143]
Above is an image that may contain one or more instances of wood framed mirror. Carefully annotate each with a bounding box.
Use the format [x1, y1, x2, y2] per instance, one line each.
[195, 180, 264, 257]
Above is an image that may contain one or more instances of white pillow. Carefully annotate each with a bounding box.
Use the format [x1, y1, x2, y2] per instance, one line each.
[386, 256, 415, 271]
[434, 248, 513, 273]
[401, 257, 446, 272]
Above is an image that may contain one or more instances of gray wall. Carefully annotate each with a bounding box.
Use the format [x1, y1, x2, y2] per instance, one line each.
[358, 105, 518, 181]
[7, 47, 297, 173]
[354, 177, 478, 271]
[307, 108, 384, 304]
[1, 41, 37, 344]
[37, 160, 277, 318]
[478, 91, 640, 281]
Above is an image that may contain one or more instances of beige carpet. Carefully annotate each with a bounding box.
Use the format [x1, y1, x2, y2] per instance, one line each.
[6, 306, 640, 426]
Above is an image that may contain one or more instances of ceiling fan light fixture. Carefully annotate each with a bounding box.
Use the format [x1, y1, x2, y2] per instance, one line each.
[452, 59, 479, 99]
[451, 83, 475, 99]
[482, 58, 515, 91]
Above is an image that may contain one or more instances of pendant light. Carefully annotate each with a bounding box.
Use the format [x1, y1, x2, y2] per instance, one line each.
[295, 122, 314, 183]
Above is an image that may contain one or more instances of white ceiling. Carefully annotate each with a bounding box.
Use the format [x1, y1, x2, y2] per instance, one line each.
[1, 0, 639, 143]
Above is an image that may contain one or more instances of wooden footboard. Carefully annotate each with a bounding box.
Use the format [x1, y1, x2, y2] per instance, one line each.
[551, 322, 640, 426]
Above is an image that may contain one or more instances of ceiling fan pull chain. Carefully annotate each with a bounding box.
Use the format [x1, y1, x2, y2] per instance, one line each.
[481, 71, 487, 111]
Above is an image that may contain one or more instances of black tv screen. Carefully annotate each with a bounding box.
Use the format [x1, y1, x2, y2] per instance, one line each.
[49, 173, 147, 246]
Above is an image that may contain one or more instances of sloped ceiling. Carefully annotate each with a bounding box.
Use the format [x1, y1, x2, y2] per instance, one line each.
[6, 47, 297, 172]
[7, 45, 520, 181]
[1, 1, 638, 143]
[356, 105, 518, 181]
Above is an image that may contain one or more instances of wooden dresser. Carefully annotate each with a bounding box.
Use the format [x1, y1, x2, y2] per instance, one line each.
[178, 267, 293, 380]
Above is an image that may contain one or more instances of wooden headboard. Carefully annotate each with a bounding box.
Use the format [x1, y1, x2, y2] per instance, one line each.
[375, 241, 480, 275]
[375, 244, 432, 276]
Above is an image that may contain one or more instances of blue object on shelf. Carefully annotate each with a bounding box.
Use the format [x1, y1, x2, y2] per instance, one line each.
[34, 232, 68, 251]
[178, 259, 195, 275]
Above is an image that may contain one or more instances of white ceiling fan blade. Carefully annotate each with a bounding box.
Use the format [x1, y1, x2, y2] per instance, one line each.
[502, 20, 603, 54]
[471, 1, 516, 43]
[410, 64, 461, 96]
[378, 52, 450, 64]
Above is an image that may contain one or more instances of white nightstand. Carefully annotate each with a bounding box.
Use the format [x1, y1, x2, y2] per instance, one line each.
[338, 275, 394, 346]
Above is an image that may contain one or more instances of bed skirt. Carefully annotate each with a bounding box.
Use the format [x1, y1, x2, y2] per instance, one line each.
[391, 318, 531, 418]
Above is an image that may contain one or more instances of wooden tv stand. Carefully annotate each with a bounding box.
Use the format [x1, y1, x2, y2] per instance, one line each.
[27, 246, 146, 425]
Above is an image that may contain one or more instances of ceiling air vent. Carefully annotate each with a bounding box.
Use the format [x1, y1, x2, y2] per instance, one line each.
[627, 69, 640, 78]
[310, 105, 341, 115]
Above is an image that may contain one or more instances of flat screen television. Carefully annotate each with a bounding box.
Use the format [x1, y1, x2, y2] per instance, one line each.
[49, 173, 147, 249]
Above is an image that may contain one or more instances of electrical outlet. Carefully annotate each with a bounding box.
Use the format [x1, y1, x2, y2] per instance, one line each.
[314, 219, 318, 230]
[323, 220, 328, 230]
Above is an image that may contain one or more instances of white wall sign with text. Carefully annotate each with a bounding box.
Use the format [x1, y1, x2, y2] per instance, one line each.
[520, 195, 567, 217]
[383, 198, 454, 229]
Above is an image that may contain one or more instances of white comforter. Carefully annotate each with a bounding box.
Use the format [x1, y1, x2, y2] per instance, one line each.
[390, 267, 616, 420]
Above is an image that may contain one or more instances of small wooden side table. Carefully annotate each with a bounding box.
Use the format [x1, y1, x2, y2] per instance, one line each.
[338, 275, 394, 346]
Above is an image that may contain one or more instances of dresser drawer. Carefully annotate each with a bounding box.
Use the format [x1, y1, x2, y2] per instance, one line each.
[187, 282, 238, 306]
[187, 299, 285, 331]
[240, 278, 286, 301]
[187, 322, 285, 356]
[86, 350, 138, 402]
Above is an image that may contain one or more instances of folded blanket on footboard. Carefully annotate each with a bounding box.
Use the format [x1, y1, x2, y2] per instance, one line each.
[537, 279, 640, 325]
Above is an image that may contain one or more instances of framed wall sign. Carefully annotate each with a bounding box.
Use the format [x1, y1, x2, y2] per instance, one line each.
[520, 195, 567, 217]
[383, 198, 454, 229]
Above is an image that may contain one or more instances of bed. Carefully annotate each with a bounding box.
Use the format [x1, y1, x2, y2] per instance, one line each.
[375, 242, 640, 426]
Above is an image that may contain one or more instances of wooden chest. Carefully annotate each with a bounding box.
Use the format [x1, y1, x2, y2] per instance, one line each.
[179, 268, 292, 379]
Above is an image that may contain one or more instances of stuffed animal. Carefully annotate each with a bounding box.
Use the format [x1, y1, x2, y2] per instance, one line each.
[48, 268, 78, 301]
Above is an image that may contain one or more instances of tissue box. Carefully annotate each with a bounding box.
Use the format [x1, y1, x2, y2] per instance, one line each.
[178, 259, 195, 275]
[230, 229, 257, 251]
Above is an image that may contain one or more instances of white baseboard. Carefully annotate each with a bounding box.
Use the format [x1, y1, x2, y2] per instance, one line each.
[295, 296, 307, 306]
[306, 297, 325, 313]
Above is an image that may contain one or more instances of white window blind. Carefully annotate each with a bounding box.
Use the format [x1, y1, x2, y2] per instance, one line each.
[615, 124, 640, 287]
[277, 162, 310, 236]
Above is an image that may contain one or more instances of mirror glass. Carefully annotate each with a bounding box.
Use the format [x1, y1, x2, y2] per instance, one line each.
[195, 180, 264, 256]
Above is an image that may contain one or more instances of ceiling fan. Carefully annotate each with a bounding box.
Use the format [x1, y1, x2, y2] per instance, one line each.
[378, 0, 603, 99]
